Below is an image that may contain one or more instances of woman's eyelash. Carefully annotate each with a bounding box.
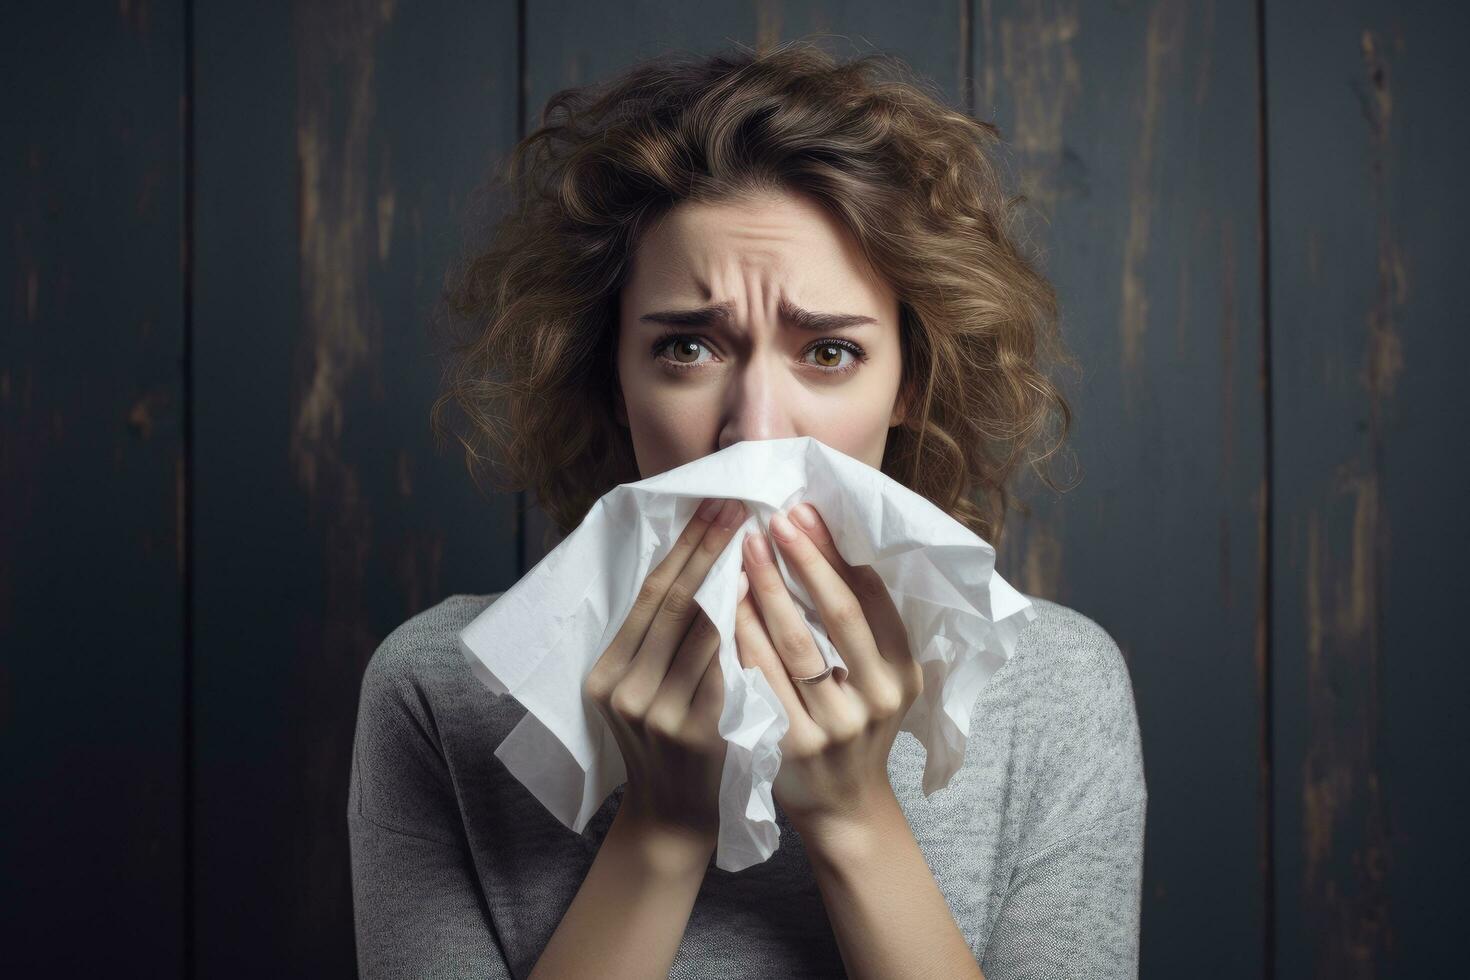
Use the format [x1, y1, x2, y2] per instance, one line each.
[649, 331, 868, 375]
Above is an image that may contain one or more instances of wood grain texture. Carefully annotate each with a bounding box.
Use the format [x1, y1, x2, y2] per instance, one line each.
[1267, 2, 1468, 976]
[8, 0, 1466, 975]
[976, 2, 1267, 974]
[192, 0, 519, 973]
[0, 1, 187, 974]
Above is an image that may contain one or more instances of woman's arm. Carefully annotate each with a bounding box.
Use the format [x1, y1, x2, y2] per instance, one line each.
[349, 622, 517, 979]
[348, 804, 513, 978]
[533, 497, 747, 976]
[729, 503, 989, 977]
[528, 810, 712, 979]
[800, 789, 986, 980]
[801, 790, 1147, 980]
[348, 620, 714, 979]
[981, 798, 1146, 978]
[350, 571, 725, 980]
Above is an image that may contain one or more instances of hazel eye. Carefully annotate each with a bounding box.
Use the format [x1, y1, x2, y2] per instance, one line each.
[654, 336, 714, 368]
[807, 342, 853, 370]
[801, 338, 867, 375]
[650, 332, 868, 376]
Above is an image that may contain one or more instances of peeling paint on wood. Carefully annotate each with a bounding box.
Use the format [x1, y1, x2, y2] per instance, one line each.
[1121, 0, 1185, 375]
[1302, 474, 1393, 976]
[1288, 23, 1408, 975]
[997, 1, 1081, 215]
[1015, 517, 1064, 605]
[291, 0, 392, 502]
[755, 0, 783, 53]
[287, 0, 395, 940]
[128, 389, 168, 440]
[1359, 30, 1405, 403]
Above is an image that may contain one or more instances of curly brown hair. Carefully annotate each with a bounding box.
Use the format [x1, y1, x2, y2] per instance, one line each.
[431, 39, 1078, 547]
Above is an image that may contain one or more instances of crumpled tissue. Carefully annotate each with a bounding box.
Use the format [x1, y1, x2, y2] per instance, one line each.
[457, 435, 1036, 872]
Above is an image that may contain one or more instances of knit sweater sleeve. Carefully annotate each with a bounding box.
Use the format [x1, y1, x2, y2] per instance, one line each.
[346, 608, 514, 980]
[980, 605, 1149, 979]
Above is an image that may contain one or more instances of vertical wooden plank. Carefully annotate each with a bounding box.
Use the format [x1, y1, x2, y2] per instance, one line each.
[1267, 2, 1469, 976]
[975, 1, 1267, 975]
[192, 0, 520, 973]
[191, 1, 297, 968]
[0, 1, 186, 974]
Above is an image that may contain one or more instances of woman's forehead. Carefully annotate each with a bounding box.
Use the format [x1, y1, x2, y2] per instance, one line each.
[626, 193, 895, 320]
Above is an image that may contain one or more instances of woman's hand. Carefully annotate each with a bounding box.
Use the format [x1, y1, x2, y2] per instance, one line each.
[582, 496, 748, 852]
[737, 502, 923, 841]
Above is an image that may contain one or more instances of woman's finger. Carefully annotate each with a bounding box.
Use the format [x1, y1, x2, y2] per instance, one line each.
[683, 569, 746, 717]
[653, 607, 721, 710]
[600, 496, 730, 676]
[788, 502, 912, 666]
[733, 589, 821, 745]
[741, 526, 850, 727]
[687, 647, 725, 729]
[764, 506, 889, 697]
[625, 497, 747, 696]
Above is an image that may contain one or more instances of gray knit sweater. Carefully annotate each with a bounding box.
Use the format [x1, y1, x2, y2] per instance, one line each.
[347, 591, 1147, 978]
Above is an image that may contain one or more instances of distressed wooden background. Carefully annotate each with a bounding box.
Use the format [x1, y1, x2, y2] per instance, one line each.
[3, 1, 1463, 977]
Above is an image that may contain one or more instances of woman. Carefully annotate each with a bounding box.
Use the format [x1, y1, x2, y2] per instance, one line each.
[348, 41, 1147, 979]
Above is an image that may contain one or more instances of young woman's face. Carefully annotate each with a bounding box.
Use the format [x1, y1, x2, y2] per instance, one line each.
[615, 188, 908, 478]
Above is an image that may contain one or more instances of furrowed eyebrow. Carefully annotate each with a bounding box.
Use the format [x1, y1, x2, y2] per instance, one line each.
[638, 297, 878, 331]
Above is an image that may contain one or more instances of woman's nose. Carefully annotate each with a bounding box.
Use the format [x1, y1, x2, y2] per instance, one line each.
[717, 355, 799, 447]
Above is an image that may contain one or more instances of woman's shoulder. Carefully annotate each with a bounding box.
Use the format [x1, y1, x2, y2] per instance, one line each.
[363, 591, 506, 685]
[991, 594, 1148, 836]
[355, 592, 512, 737]
[1007, 594, 1138, 707]
[349, 592, 512, 844]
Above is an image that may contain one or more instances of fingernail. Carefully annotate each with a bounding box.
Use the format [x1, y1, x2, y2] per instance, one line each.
[718, 499, 746, 529]
[737, 570, 749, 600]
[768, 510, 798, 541]
[745, 530, 773, 565]
[793, 503, 829, 542]
[697, 497, 723, 521]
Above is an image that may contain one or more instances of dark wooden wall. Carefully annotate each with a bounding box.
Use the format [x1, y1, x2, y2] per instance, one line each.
[2, 1, 1462, 977]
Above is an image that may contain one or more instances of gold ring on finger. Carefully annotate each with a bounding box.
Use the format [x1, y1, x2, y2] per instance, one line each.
[789, 664, 834, 685]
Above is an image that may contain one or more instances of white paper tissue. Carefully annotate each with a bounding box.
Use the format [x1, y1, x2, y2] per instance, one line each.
[457, 435, 1036, 872]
